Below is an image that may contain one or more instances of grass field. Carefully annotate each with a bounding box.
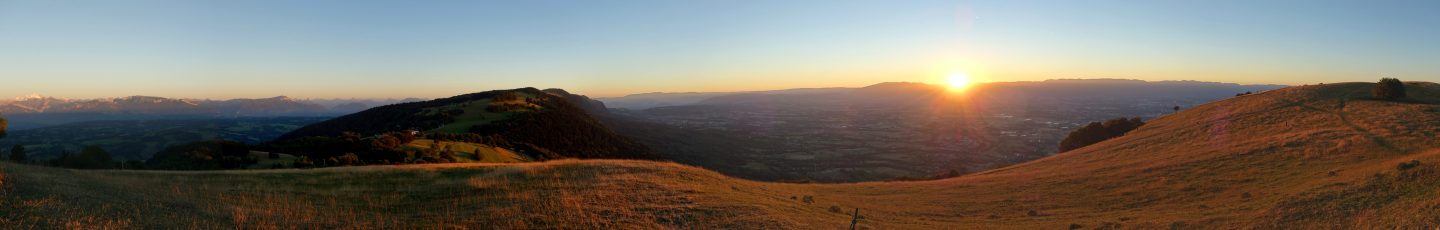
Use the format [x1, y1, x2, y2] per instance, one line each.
[4, 82, 1440, 228]
[405, 139, 530, 163]
[245, 152, 299, 169]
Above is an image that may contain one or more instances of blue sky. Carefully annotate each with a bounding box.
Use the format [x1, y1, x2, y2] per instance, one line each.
[1, 0, 1436, 99]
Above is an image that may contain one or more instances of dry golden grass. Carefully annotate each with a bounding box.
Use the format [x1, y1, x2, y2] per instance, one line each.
[3, 82, 1440, 229]
[406, 139, 530, 163]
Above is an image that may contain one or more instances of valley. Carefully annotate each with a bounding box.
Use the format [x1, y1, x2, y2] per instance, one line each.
[0, 118, 326, 160]
[606, 80, 1282, 182]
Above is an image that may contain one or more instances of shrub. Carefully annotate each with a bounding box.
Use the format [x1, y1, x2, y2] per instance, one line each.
[294, 156, 315, 168]
[1397, 160, 1421, 171]
[8, 145, 25, 163]
[336, 153, 360, 166]
[1373, 78, 1406, 100]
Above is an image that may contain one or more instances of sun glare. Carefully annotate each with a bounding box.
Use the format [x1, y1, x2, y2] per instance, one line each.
[946, 72, 973, 91]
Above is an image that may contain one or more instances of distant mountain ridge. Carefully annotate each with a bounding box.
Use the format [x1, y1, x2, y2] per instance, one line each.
[598, 79, 1285, 110]
[597, 87, 853, 110]
[0, 94, 425, 130]
[0, 94, 424, 116]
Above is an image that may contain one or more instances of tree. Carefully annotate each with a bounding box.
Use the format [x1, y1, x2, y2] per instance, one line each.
[336, 153, 359, 166]
[1374, 78, 1407, 100]
[146, 140, 252, 170]
[294, 156, 315, 168]
[1173, 106, 1181, 113]
[341, 131, 363, 142]
[57, 145, 115, 169]
[439, 145, 456, 163]
[8, 145, 25, 163]
[371, 135, 402, 150]
[1058, 117, 1145, 152]
[0, 115, 7, 139]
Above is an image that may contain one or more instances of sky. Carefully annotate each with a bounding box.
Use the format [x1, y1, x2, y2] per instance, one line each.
[1, 0, 1437, 99]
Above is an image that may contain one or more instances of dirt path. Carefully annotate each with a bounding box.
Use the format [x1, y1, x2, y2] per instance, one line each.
[1281, 89, 1401, 153]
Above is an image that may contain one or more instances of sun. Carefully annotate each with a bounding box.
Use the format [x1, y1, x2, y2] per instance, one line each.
[946, 72, 973, 91]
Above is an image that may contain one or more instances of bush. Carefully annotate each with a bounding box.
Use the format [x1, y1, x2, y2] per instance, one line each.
[1373, 78, 1406, 100]
[336, 153, 360, 166]
[294, 156, 315, 168]
[1058, 117, 1145, 152]
[1397, 160, 1421, 171]
[8, 145, 25, 163]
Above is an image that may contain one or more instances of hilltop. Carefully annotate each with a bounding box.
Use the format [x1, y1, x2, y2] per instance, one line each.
[273, 87, 652, 160]
[4, 82, 1439, 228]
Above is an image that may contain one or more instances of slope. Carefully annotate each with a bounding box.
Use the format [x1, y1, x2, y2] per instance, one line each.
[3, 82, 1439, 228]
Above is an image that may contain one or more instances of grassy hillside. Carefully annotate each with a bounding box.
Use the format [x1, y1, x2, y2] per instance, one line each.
[0, 160, 829, 229]
[404, 139, 530, 163]
[4, 82, 1440, 228]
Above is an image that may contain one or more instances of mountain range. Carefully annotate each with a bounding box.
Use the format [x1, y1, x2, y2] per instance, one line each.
[0, 94, 423, 130]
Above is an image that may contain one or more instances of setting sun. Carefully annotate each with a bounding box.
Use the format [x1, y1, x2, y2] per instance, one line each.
[946, 72, 973, 90]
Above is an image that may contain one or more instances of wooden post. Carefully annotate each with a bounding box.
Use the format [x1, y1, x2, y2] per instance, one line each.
[850, 208, 860, 230]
